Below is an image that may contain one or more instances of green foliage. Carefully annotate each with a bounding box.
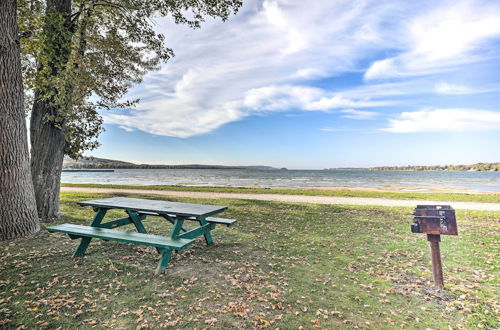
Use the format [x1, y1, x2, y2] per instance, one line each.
[18, 0, 242, 158]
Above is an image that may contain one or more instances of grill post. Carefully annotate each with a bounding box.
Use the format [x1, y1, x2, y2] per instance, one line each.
[427, 234, 443, 290]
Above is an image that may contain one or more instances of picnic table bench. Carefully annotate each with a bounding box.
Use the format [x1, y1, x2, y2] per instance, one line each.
[47, 197, 235, 274]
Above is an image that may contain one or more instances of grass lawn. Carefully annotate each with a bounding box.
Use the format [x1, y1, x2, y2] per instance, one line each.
[1, 192, 498, 329]
[62, 183, 500, 203]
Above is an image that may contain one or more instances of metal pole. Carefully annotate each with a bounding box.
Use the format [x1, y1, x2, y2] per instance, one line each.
[427, 234, 443, 290]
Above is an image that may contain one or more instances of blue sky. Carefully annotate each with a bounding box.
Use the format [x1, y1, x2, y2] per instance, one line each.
[94, 0, 500, 169]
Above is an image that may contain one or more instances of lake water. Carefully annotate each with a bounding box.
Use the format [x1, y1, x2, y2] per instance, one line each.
[61, 168, 500, 192]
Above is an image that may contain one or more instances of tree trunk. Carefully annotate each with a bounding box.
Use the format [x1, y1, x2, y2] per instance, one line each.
[30, 98, 66, 222]
[0, 0, 40, 240]
[30, 0, 72, 222]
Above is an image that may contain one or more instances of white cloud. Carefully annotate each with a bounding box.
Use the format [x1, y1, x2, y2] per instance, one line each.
[410, 2, 500, 61]
[105, 84, 391, 137]
[262, 0, 307, 54]
[382, 108, 500, 133]
[365, 1, 500, 80]
[364, 58, 399, 80]
[102, 0, 500, 138]
[240, 85, 393, 113]
[292, 67, 326, 79]
[341, 109, 379, 120]
[306, 95, 392, 111]
[434, 82, 473, 95]
[242, 85, 322, 111]
[434, 81, 500, 95]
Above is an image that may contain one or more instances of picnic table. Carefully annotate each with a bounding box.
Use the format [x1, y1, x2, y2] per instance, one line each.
[47, 197, 236, 274]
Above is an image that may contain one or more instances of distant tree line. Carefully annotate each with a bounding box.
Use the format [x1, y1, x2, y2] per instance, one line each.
[63, 157, 277, 170]
[64, 162, 248, 169]
[370, 163, 500, 172]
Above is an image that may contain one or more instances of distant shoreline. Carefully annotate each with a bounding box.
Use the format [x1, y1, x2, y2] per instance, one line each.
[370, 162, 500, 172]
[65, 156, 499, 171]
[62, 169, 115, 172]
[63, 156, 281, 170]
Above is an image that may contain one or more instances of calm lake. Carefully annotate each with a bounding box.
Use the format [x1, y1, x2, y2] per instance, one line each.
[61, 168, 500, 192]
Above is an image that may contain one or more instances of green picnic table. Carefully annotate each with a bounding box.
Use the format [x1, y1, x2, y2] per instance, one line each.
[47, 197, 236, 274]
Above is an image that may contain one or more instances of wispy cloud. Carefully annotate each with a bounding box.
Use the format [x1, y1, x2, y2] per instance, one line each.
[434, 81, 500, 95]
[365, 1, 500, 80]
[102, 0, 500, 138]
[434, 82, 474, 95]
[340, 109, 379, 120]
[105, 84, 393, 137]
[382, 108, 500, 133]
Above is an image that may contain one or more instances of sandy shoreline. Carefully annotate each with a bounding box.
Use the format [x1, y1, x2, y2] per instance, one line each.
[61, 186, 500, 211]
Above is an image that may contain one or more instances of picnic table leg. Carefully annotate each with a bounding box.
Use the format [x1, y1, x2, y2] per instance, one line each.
[170, 216, 186, 238]
[73, 208, 107, 257]
[161, 215, 188, 232]
[198, 217, 214, 245]
[155, 249, 173, 275]
[127, 210, 161, 254]
[73, 237, 92, 257]
[126, 210, 148, 233]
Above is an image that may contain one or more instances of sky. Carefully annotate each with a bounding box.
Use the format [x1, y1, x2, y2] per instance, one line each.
[93, 0, 500, 169]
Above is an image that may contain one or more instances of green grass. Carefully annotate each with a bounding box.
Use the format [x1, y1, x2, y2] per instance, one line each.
[1, 192, 498, 329]
[62, 183, 500, 203]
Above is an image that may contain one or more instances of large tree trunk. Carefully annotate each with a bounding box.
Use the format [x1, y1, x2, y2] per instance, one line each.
[30, 0, 72, 222]
[0, 0, 40, 240]
[30, 98, 66, 222]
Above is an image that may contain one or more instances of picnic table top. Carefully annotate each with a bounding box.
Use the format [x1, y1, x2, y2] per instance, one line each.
[79, 197, 227, 217]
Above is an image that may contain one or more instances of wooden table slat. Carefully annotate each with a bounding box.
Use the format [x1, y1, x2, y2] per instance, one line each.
[79, 197, 227, 217]
[47, 224, 193, 249]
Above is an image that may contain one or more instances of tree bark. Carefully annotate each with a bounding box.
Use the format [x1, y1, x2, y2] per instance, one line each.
[30, 97, 66, 222]
[30, 0, 72, 222]
[0, 0, 40, 240]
